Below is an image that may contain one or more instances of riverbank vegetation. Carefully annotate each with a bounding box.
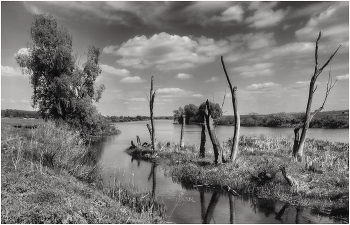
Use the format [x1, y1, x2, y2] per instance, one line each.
[1, 123, 166, 223]
[126, 136, 349, 210]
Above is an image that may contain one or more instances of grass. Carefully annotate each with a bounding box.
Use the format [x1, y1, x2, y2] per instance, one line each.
[126, 134, 349, 210]
[1, 122, 166, 223]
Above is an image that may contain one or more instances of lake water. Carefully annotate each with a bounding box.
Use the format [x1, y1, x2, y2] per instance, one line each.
[95, 120, 349, 224]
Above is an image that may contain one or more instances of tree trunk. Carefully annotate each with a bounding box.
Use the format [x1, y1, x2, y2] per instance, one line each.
[199, 188, 206, 223]
[149, 76, 156, 152]
[221, 56, 240, 162]
[180, 114, 185, 149]
[293, 32, 340, 162]
[137, 135, 141, 146]
[205, 99, 222, 164]
[199, 118, 206, 158]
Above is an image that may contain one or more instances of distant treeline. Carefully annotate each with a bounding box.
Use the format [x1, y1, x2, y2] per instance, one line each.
[1, 109, 41, 119]
[105, 115, 173, 123]
[217, 110, 349, 128]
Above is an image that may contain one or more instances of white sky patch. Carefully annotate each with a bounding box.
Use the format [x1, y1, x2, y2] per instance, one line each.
[100, 64, 130, 77]
[120, 76, 145, 83]
[1, 99, 16, 103]
[247, 82, 280, 90]
[106, 32, 232, 71]
[246, 2, 289, 28]
[205, 77, 218, 82]
[1, 65, 23, 77]
[336, 74, 349, 80]
[176, 73, 192, 79]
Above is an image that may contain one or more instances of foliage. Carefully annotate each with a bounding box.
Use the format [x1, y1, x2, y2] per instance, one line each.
[217, 110, 349, 128]
[173, 101, 223, 124]
[1, 109, 41, 119]
[15, 14, 106, 136]
[1, 124, 165, 223]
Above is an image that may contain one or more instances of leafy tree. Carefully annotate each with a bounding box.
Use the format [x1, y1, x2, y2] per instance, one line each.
[173, 107, 184, 123]
[15, 14, 105, 136]
[197, 101, 222, 123]
[184, 104, 199, 124]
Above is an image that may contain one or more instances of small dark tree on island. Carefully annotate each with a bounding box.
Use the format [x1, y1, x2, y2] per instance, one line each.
[293, 31, 340, 162]
[15, 14, 106, 136]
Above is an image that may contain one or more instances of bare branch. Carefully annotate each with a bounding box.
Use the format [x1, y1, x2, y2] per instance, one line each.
[221, 56, 234, 91]
[312, 85, 318, 94]
[314, 31, 322, 75]
[318, 45, 341, 75]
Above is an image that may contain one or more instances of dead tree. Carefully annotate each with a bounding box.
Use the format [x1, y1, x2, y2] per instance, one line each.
[149, 76, 156, 152]
[221, 56, 240, 162]
[293, 32, 340, 161]
[204, 99, 223, 164]
[199, 116, 206, 158]
[180, 114, 185, 149]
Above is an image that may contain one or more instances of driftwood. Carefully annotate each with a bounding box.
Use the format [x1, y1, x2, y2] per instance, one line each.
[137, 135, 141, 146]
[193, 184, 239, 196]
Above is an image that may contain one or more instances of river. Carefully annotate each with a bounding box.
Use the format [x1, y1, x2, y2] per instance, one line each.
[94, 120, 348, 223]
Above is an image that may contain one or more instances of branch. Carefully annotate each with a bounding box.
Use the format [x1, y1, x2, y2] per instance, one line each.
[318, 45, 341, 75]
[314, 31, 322, 76]
[221, 56, 234, 91]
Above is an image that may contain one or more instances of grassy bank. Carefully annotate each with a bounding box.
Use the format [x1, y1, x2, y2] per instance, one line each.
[126, 135, 349, 210]
[1, 122, 166, 223]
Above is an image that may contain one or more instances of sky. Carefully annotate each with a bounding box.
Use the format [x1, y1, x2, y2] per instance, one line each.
[1, 1, 349, 117]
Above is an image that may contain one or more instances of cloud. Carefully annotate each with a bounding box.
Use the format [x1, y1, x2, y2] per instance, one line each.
[234, 63, 274, 77]
[157, 88, 186, 94]
[246, 2, 289, 28]
[176, 73, 192, 79]
[247, 82, 280, 90]
[205, 77, 218, 82]
[336, 74, 349, 80]
[105, 32, 231, 71]
[208, 5, 244, 23]
[295, 2, 349, 45]
[192, 94, 203, 98]
[1, 65, 22, 77]
[127, 98, 147, 102]
[229, 32, 276, 50]
[100, 64, 130, 77]
[102, 46, 119, 55]
[120, 76, 145, 83]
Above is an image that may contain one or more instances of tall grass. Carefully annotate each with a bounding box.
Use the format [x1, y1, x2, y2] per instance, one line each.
[126, 135, 349, 208]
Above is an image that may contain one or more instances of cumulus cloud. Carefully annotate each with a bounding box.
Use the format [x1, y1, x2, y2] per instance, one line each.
[234, 63, 274, 77]
[127, 98, 147, 102]
[157, 87, 186, 94]
[100, 64, 130, 77]
[246, 2, 289, 28]
[247, 82, 280, 90]
[192, 94, 203, 98]
[336, 74, 349, 80]
[120, 76, 145, 83]
[176, 73, 192, 79]
[105, 32, 232, 71]
[1, 65, 22, 77]
[229, 32, 276, 50]
[205, 77, 218, 82]
[295, 2, 349, 45]
[208, 5, 244, 23]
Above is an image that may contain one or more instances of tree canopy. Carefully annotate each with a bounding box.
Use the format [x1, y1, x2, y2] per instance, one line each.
[15, 14, 106, 136]
[173, 101, 222, 124]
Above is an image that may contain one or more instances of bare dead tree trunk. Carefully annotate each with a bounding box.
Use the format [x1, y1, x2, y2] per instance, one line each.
[137, 135, 141, 146]
[149, 76, 156, 152]
[199, 117, 206, 158]
[205, 99, 222, 164]
[199, 188, 206, 223]
[180, 114, 185, 149]
[221, 56, 240, 162]
[293, 32, 340, 161]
